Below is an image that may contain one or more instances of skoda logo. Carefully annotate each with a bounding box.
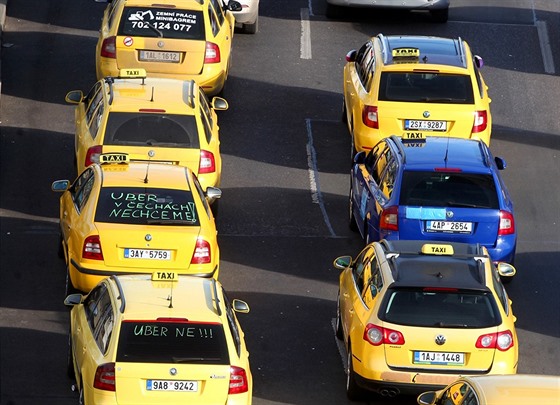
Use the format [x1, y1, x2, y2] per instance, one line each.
[170, 368, 177, 376]
[423, 111, 430, 118]
[145, 234, 152, 241]
[435, 335, 446, 345]
[158, 41, 165, 48]
[446, 211, 454, 218]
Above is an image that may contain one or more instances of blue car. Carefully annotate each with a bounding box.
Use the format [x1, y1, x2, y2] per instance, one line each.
[349, 136, 516, 266]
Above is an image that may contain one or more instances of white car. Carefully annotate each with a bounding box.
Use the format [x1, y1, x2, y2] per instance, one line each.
[325, 0, 450, 23]
[233, 0, 259, 34]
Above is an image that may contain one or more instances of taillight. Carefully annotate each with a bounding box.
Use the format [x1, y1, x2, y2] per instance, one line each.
[498, 210, 515, 235]
[205, 42, 220, 64]
[380, 206, 398, 231]
[85, 145, 103, 168]
[363, 323, 405, 346]
[476, 330, 514, 351]
[191, 238, 211, 264]
[199, 150, 216, 174]
[100, 36, 116, 59]
[472, 110, 488, 133]
[228, 366, 249, 394]
[362, 105, 379, 129]
[93, 363, 116, 391]
[83, 235, 104, 260]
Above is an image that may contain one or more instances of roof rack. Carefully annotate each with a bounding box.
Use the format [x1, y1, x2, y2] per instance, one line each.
[105, 76, 115, 105]
[211, 278, 222, 316]
[389, 135, 407, 164]
[111, 274, 126, 313]
[457, 37, 466, 67]
[377, 33, 390, 64]
[186, 80, 196, 108]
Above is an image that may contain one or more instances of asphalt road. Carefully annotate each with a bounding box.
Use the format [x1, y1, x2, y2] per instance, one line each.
[0, 0, 559, 404]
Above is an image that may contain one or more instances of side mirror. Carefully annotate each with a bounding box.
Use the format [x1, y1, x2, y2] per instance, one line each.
[212, 96, 229, 111]
[65, 90, 84, 104]
[370, 284, 378, 298]
[64, 293, 83, 307]
[206, 186, 222, 201]
[233, 299, 250, 313]
[495, 157, 507, 170]
[345, 50, 357, 63]
[474, 55, 484, 69]
[227, 0, 242, 12]
[52, 180, 70, 192]
[496, 262, 516, 278]
[417, 391, 437, 405]
[333, 256, 352, 270]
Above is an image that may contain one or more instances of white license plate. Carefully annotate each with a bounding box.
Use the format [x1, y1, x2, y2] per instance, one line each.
[124, 248, 171, 260]
[139, 50, 180, 63]
[146, 380, 198, 392]
[426, 221, 472, 233]
[405, 120, 447, 131]
[414, 351, 464, 365]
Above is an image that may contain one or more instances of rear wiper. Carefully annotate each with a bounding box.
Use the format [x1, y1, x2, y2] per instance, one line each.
[445, 201, 486, 208]
[419, 97, 456, 103]
[147, 220, 195, 225]
[146, 21, 163, 37]
[434, 321, 468, 328]
[173, 357, 220, 363]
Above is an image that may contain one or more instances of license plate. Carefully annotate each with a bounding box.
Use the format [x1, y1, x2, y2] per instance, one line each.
[146, 380, 198, 392]
[426, 221, 472, 233]
[405, 120, 447, 131]
[414, 351, 464, 365]
[124, 248, 171, 260]
[139, 50, 180, 63]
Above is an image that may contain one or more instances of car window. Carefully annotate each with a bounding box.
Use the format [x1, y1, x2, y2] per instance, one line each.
[378, 72, 475, 104]
[198, 90, 214, 143]
[89, 101, 104, 141]
[355, 41, 374, 90]
[106, 0, 123, 28]
[116, 320, 230, 364]
[85, 83, 104, 135]
[223, 290, 242, 357]
[84, 284, 110, 336]
[362, 254, 383, 308]
[381, 288, 501, 328]
[94, 298, 115, 354]
[207, 2, 220, 36]
[491, 265, 510, 315]
[94, 187, 201, 226]
[104, 112, 200, 148]
[364, 141, 385, 174]
[71, 168, 95, 212]
[190, 173, 212, 219]
[440, 382, 470, 405]
[399, 171, 499, 209]
[352, 245, 374, 294]
[379, 157, 397, 198]
[372, 145, 391, 185]
[209, 0, 225, 26]
[118, 7, 205, 40]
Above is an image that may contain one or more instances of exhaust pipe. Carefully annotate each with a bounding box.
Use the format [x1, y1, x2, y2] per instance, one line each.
[379, 388, 399, 397]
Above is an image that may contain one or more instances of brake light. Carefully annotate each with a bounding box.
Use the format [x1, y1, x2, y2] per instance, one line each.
[191, 238, 211, 264]
[380, 206, 398, 231]
[83, 235, 103, 260]
[93, 363, 115, 391]
[434, 167, 462, 173]
[476, 330, 514, 351]
[100, 36, 116, 59]
[498, 210, 515, 235]
[362, 106, 379, 129]
[363, 323, 405, 346]
[199, 150, 216, 174]
[472, 110, 488, 133]
[205, 42, 221, 64]
[85, 145, 103, 168]
[228, 366, 249, 394]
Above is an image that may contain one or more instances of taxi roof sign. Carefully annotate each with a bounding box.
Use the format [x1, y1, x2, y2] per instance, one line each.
[392, 48, 420, 58]
[421, 244, 454, 255]
[152, 271, 178, 282]
[100, 152, 129, 164]
[119, 68, 147, 78]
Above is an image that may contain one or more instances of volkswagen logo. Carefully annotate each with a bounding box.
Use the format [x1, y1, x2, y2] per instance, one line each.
[446, 211, 454, 218]
[435, 335, 446, 345]
[158, 41, 165, 48]
[170, 368, 177, 376]
[423, 111, 430, 118]
[145, 234, 152, 241]
[148, 149, 155, 158]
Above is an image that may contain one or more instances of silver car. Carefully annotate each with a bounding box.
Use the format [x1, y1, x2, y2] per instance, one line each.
[325, 0, 450, 23]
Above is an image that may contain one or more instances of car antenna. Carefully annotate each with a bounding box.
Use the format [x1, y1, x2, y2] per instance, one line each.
[444, 137, 450, 167]
[150, 86, 154, 102]
[167, 281, 174, 309]
[144, 150, 155, 183]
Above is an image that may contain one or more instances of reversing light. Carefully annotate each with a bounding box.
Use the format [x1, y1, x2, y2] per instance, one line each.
[498, 211, 515, 235]
[362, 106, 379, 129]
[100, 36, 116, 59]
[85, 145, 103, 168]
[472, 110, 488, 133]
[191, 238, 211, 264]
[83, 235, 103, 260]
[380, 206, 398, 231]
[205, 42, 221, 64]
[229, 366, 249, 394]
[476, 330, 514, 351]
[93, 363, 116, 391]
[199, 150, 216, 173]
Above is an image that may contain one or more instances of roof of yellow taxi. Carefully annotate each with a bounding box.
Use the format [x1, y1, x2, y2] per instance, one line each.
[107, 78, 197, 115]
[468, 374, 560, 404]
[380, 62, 472, 74]
[112, 275, 223, 321]
[99, 162, 192, 190]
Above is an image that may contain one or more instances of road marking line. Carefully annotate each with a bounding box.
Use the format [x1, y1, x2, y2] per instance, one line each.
[536, 20, 555, 74]
[301, 8, 312, 59]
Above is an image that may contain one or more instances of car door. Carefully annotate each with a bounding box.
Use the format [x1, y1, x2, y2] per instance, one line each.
[76, 82, 105, 173]
[369, 146, 397, 241]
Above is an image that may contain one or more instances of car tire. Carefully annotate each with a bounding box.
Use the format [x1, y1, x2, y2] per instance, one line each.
[336, 293, 344, 340]
[430, 8, 448, 23]
[58, 234, 65, 260]
[346, 345, 364, 401]
[78, 382, 85, 405]
[67, 333, 76, 379]
[348, 188, 358, 232]
[341, 97, 348, 124]
[65, 264, 79, 297]
[210, 199, 220, 218]
[243, 16, 258, 34]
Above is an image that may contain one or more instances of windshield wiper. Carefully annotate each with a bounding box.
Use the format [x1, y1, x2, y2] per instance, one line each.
[434, 321, 468, 328]
[146, 219, 195, 225]
[146, 21, 163, 37]
[445, 201, 486, 208]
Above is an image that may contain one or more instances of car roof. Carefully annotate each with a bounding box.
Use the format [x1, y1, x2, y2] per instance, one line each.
[99, 161, 192, 190]
[380, 240, 489, 290]
[466, 374, 560, 403]
[123, 0, 207, 8]
[109, 274, 224, 322]
[390, 137, 492, 172]
[379, 35, 468, 68]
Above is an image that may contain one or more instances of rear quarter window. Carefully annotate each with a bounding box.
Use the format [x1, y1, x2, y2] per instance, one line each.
[118, 7, 205, 40]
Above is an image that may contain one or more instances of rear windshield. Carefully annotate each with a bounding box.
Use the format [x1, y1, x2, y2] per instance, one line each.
[95, 187, 200, 226]
[116, 321, 229, 364]
[104, 112, 200, 149]
[380, 288, 501, 328]
[379, 72, 474, 104]
[118, 7, 205, 40]
[399, 171, 499, 209]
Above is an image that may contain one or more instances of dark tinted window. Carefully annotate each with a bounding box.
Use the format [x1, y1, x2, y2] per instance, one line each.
[116, 321, 229, 364]
[400, 171, 499, 209]
[119, 7, 205, 40]
[95, 187, 200, 226]
[379, 72, 474, 104]
[104, 112, 200, 148]
[380, 288, 500, 328]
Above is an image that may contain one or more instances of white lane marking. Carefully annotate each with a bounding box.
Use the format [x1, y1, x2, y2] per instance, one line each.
[536, 21, 555, 74]
[300, 8, 312, 60]
[306, 118, 336, 237]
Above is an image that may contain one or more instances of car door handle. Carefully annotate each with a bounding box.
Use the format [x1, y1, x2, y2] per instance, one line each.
[343, 292, 349, 298]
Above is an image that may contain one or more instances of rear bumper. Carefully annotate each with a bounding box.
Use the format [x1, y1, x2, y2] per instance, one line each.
[327, 0, 449, 10]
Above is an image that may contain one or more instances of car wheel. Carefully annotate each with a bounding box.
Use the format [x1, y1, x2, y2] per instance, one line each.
[243, 16, 258, 34]
[210, 199, 220, 218]
[67, 333, 76, 379]
[78, 381, 85, 405]
[430, 8, 448, 23]
[346, 346, 364, 401]
[348, 188, 358, 232]
[58, 233, 65, 259]
[350, 137, 358, 161]
[341, 97, 347, 124]
[65, 264, 79, 297]
[335, 292, 343, 340]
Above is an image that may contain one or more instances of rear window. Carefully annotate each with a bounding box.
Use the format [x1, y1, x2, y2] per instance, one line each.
[95, 187, 200, 226]
[379, 72, 474, 104]
[116, 321, 229, 364]
[119, 7, 205, 40]
[104, 112, 200, 148]
[380, 288, 501, 328]
[399, 171, 499, 209]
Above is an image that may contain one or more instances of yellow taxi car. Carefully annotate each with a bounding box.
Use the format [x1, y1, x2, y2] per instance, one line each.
[65, 68, 228, 193]
[333, 240, 517, 400]
[95, 0, 242, 96]
[52, 153, 221, 294]
[343, 34, 492, 156]
[417, 374, 560, 405]
[65, 271, 252, 404]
